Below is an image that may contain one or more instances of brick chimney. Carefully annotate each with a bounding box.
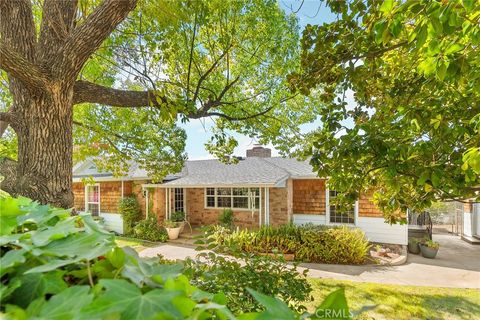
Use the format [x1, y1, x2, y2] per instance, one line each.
[246, 144, 271, 158]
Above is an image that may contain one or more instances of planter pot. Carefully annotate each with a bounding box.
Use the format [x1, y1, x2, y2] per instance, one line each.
[166, 227, 181, 240]
[408, 242, 420, 254]
[177, 221, 186, 233]
[419, 244, 439, 259]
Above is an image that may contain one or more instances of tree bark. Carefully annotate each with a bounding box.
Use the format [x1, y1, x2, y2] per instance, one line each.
[14, 83, 75, 208]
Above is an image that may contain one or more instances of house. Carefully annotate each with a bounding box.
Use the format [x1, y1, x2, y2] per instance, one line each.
[462, 201, 480, 244]
[73, 145, 408, 245]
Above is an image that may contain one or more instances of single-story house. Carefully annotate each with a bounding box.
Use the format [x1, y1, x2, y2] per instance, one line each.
[73, 145, 408, 245]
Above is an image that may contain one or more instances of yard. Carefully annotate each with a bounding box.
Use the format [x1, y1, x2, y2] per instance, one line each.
[307, 279, 480, 319]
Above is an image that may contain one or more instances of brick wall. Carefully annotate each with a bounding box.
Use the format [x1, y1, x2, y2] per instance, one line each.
[269, 187, 289, 226]
[185, 188, 259, 228]
[292, 179, 326, 215]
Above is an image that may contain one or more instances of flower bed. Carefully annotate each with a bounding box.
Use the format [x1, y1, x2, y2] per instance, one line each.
[203, 223, 371, 265]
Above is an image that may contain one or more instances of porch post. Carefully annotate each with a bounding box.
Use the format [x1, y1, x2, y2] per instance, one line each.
[164, 188, 168, 220]
[146, 189, 149, 219]
[121, 180, 124, 199]
[259, 188, 262, 227]
[264, 187, 270, 226]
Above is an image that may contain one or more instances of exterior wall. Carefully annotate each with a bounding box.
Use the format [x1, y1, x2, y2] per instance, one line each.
[358, 192, 383, 217]
[185, 188, 259, 228]
[99, 182, 124, 213]
[463, 201, 474, 237]
[356, 217, 408, 245]
[72, 182, 85, 211]
[292, 179, 326, 215]
[291, 179, 407, 245]
[269, 187, 289, 226]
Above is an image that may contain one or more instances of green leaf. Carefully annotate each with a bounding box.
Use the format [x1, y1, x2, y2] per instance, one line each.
[106, 247, 126, 269]
[38, 286, 93, 320]
[445, 43, 464, 55]
[80, 279, 183, 319]
[247, 288, 296, 320]
[379, 0, 395, 14]
[0, 249, 27, 275]
[463, 0, 475, 12]
[10, 271, 67, 308]
[315, 288, 351, 319]
[424, 183, 434, 192]
[0, 197, 24, 235]
[31, 217, 80, 246]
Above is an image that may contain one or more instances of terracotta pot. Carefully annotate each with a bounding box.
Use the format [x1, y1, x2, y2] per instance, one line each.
[166, 227, 181, 240]
[419, 244, 438, 259]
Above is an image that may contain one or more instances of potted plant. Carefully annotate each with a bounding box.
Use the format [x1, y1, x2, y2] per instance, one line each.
[171, 211, 186, 233]
[419, 239, 440, 259]
[164, 220, 181, 240]
[408, 238, 421, 254]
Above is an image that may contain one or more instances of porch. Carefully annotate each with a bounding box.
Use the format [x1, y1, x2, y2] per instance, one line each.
[141, 184, 287, 228]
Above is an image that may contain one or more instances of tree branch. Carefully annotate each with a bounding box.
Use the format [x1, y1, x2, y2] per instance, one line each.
[54, 0, 137, 81]
[194, 106, 274, 122]
[0, 43, 50, 90]
[73, 80, 168, 107]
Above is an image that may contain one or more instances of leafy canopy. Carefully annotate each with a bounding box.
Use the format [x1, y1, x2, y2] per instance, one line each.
[290, 0, 480, 221]
[0, 0, 321, 181]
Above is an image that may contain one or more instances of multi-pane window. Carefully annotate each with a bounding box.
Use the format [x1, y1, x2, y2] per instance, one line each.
[329, 190, 355, 224]
[174, 188, 184, 212]
[205, 187, 260, 210]
[86, 185, 100, 216]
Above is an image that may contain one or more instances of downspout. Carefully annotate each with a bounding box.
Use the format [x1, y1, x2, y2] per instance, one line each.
[165, 188, 168, 221]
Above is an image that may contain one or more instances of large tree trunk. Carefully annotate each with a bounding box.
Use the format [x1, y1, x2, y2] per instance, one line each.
[14, 83, 75, 208]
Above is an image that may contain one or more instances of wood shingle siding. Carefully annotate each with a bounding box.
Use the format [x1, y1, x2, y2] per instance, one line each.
[292, 179, 326, 215]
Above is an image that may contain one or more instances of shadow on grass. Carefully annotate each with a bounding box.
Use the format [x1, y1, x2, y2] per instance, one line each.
[308, 279, 480, 320]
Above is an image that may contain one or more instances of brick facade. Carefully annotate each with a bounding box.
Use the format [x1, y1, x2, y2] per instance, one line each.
[72, 178, 388, 227]
[292, 179, 326, 215]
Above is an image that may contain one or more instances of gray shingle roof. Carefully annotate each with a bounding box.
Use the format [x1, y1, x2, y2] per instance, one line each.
[73, 157, 318, 185]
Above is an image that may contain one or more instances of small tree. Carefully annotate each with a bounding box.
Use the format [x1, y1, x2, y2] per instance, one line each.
[118, 196, 141, 235]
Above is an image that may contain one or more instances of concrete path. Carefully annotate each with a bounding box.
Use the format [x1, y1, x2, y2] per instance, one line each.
[140, 234, 480, 289]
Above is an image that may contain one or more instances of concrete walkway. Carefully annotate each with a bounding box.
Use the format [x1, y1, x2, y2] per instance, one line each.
[140, 234, 480, 289]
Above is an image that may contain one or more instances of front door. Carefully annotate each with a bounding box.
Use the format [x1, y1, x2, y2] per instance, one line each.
[174, 188, 185, 213]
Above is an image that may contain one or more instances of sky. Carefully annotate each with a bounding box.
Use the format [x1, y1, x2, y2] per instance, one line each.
[181, 1, 338, 160]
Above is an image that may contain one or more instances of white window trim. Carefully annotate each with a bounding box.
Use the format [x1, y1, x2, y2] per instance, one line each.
[325, 188, 358, 226]
[85, 183, 101, 216]
[204, 187, 260, 211]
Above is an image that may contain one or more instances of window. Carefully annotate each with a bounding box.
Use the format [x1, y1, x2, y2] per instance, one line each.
[86, 184, 100, 216]
[205, 187, 260, 210]
[328, 190, 355, 224]
[174, 188, 184, 213]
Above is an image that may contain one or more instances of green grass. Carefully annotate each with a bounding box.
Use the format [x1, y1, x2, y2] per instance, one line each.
[115, 236, 150, 252]
[307, 278, 480, 320]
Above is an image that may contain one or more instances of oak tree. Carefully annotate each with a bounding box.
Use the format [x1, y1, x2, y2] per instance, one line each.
[0, 0, 319, 207]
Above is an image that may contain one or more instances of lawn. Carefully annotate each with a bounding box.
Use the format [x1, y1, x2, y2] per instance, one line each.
[307, 279, 480, 320]
[115, 236, 150, 252]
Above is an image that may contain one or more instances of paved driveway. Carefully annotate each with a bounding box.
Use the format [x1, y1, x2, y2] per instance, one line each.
[140, 234, 480, 289]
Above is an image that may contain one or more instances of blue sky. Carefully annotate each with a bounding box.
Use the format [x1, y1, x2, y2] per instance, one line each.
[182, 1, 337, 160]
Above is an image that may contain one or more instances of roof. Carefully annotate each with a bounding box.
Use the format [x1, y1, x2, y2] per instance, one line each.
[72, 159, 149, 182]
[73, 157, 318, 186]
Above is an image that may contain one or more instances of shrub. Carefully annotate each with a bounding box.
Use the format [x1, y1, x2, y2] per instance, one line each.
[118, 196, 141, 235]
[206, 224, 371, 264]
[171, 211, 185, 222]
[0, 196, 350, 319]
[133, 217, 168, 242]
[219, 208, 234, 228]
[184, 251, 312, 314]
